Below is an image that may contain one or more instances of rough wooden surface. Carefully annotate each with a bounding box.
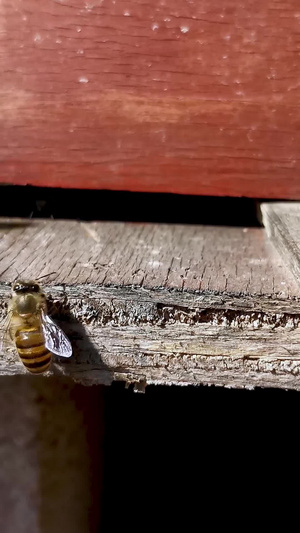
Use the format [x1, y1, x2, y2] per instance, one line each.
[1, 218, 300, 390]
[1, 0, 300, 198]
[261, 202, 300, 288]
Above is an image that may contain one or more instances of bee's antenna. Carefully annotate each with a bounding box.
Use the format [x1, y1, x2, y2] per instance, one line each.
[35, 272, 57, 281]
[13, 269, 21, 283]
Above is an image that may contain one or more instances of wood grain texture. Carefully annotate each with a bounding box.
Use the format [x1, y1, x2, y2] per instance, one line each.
[1, 218, 300, 389]
[1, 0, 300, 198]
[261, 202, 300, 287]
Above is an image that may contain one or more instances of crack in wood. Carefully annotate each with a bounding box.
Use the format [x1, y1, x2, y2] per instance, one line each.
[1, 289, 300, 331]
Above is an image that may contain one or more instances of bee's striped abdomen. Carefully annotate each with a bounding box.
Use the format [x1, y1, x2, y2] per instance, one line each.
[15, 327, 52, 374]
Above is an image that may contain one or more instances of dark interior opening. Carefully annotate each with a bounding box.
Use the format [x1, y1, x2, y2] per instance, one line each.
[101, 382, 296, 531]
[0, 185, 261, 226]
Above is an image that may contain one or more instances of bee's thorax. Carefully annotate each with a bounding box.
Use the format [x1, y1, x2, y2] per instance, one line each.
[15, 294, 38, 316]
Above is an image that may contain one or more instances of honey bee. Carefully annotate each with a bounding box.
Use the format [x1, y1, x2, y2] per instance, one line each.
[1, 280, 72, 374]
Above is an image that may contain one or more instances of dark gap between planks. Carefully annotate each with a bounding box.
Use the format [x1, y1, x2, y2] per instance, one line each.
[0, 185, 261, 226]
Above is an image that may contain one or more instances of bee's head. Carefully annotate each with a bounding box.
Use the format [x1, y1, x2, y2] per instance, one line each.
[12, 280, 43, 316]
[12, 280, 41, 295]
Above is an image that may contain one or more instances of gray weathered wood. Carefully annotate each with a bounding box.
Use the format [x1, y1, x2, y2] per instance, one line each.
[261, 202, 300, 290]
[1, 218, 300, 390]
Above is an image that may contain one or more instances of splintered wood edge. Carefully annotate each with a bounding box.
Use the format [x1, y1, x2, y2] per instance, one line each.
[1, 282, 300, 390]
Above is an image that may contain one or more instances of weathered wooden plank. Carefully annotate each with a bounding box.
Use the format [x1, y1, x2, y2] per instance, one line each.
[1, 0, 300, 198]
[1, 218, 300, 389]
[261, 202, 300, 289]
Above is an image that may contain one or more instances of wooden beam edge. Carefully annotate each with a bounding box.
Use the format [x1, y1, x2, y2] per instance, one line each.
[1, 282, 300, 390]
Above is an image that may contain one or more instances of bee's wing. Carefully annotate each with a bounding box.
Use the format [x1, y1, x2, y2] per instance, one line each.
[0, 311, 14, 355]
[41, 310, 72, 358]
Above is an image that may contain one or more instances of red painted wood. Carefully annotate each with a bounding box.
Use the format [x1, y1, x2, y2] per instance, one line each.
[0, 0, 300, 198]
